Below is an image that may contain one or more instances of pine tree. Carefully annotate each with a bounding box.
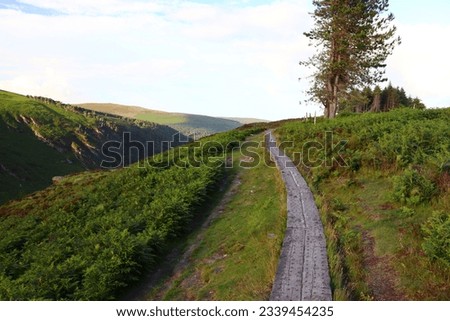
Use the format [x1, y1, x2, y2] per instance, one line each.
[370, 85, 382, 112]
[302, 0, 401, 118]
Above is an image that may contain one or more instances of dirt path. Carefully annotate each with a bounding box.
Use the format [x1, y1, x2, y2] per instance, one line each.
[122, 172, 242, 300]
[362, 231, 403, 300]
[266, 131, 332, 301]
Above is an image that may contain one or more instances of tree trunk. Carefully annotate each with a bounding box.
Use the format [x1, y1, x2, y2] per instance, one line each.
[356, 104, 362, 113]
[328, 74, 339, 118]
[370, 92, 381, 112]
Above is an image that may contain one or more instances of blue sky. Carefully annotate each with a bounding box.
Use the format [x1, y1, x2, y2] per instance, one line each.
[0, 0, 449, 120]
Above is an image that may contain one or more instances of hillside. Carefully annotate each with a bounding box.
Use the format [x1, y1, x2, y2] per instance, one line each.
[1, 103, 449, 301]
[222, 117, 269, 124]
[0, 126, 264, 300]
[79, 103, 242, 138]
[276, 108, 450, 300]
[0, 90, 185, 205]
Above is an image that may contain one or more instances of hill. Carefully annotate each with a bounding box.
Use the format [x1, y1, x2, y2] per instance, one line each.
[222, 117, 269, 124]
[78, 103, 243, 138]
[1, 102, 448, 301]
[276, 107, 450, 300]
[0, 90, 185, 205]
[0, 126, 264, 300]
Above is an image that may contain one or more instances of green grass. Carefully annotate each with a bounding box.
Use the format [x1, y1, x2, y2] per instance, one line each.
[0, 126, 265, 300]
[276, 108, 450, 300]
[313, 169, 449, 300]
[0, 90, 88, 203]
[135, 112, 186, 125]
[150, 134, 286, 300]
[0, 90, 183, 204]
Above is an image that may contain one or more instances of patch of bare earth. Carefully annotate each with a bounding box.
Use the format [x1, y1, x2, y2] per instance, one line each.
[362, 231, 405, 300]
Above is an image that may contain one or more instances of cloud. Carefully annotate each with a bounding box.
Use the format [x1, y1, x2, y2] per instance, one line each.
[1, 0, 314, 120]
[0, 60, 74, 101]
[3, 1, 446, 120]
[16, 0, 164, 16]
[386, 22, 450, 107]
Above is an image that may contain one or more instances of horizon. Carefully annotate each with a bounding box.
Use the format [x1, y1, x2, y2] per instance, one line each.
[1, 0, 449, 121]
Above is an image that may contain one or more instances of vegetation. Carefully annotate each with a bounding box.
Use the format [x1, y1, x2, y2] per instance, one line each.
[340, 83, 426, 113]
[276, 108, 449, 299]
[148, 134, 286, 300]
[302, 0, 401, 118]
[0, 114, 264, 300]
[2, 87, 448, 301]
[79, 103, 242, 138]
[0, 90, 183, 205]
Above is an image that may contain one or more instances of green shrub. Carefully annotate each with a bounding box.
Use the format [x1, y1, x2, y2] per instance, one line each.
[392, 169, 436, 205]
[422, 211, 450, 267]
[398, 206, 415, 218]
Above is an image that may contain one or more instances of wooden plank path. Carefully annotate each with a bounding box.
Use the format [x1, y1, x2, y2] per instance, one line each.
[266, 131, 332, 301]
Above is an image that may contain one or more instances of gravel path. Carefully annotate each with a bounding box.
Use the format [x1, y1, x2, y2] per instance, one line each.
[267, 131, 332, 301]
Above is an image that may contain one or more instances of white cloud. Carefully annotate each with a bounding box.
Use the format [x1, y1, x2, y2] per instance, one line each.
[2, 1, 447, 120]
[17, 0, 164, 16]
[386, 22, 450, 107]
[1, 0, 314, 120]
[0, 63, 74, 101]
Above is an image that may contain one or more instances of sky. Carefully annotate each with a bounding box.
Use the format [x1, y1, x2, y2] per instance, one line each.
[0, 0, 449, 121]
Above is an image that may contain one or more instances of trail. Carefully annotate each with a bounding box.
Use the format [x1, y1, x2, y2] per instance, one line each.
[266, 131, 332, 301]
[122, 172, 242, 300]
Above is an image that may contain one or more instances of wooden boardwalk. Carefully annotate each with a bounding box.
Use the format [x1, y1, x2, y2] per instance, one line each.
[267, 131, 332, 301]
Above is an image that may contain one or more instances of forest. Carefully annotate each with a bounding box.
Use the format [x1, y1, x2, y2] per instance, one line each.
[339, 84, 426, 113]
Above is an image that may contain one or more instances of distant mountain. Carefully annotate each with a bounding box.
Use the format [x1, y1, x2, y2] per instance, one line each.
[0, 90, 185, 204]
[78, 103, 243, 138]
[222, 117, 269, 124]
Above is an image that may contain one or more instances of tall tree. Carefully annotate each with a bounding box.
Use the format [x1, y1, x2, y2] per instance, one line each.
[302, 0, 400, 118]
[369, 85, 382, 112]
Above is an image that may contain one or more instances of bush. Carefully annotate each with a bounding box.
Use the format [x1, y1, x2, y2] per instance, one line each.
[422, 211, 450, 267]
[392, 169, 436, 205]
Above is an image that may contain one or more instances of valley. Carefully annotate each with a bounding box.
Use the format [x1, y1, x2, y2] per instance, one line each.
[0, 89, 449, 300]
[78, 103, 254, 138]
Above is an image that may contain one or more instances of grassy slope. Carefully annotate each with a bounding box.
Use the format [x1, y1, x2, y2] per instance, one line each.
[79, 103, 242, 137]
[0, 91, 86, 203]
[0, 90, 182, 205]
[222, 117, 269, 124]
[0, 126, 265, 300]
[276, 108, 450, 300]
[148, 133, 286, 300]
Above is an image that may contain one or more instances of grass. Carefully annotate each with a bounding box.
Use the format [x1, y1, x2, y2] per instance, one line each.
[0, 126, 264, 300]
[135, 113, 187, 125]
[0, 90, 87, 204]
[276, 108, 450, 300]
[148, 134, 287, 300]
[313, 168, 449, 300]
[0, 90, 183, 205]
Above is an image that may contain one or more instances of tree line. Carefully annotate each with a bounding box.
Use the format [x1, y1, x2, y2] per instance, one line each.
[339, 83, 426, 114]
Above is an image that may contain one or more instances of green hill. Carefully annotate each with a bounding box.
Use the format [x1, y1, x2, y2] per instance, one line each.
[276, 107, 450, 300]
[1, 102, 448, 301]
[0, 126, 264, 300]
[0, 90, 185, 205]
[222, 117, 269, 124]
[78, 103, 242, 138]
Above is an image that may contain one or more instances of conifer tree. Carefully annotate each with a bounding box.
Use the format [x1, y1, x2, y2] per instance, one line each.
[302, 0, 401, 118]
